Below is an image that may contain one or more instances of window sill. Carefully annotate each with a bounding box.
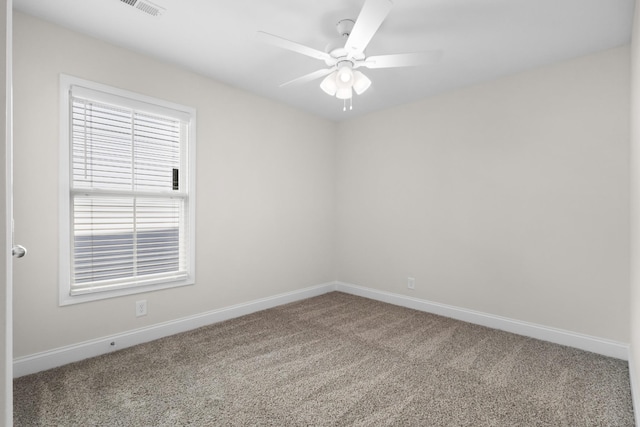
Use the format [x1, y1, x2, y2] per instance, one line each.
[59, 278, 195, 306]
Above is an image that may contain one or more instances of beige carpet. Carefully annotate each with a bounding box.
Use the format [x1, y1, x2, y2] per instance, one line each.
[14, 292, 634, 426]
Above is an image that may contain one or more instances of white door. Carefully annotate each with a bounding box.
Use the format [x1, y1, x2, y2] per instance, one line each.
[1, 0, 12, 424]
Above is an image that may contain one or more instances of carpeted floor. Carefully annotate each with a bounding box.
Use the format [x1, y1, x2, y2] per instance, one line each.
[14, 292, 635, 426]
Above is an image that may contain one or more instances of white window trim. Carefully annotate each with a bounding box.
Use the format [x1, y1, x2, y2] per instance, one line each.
[59, 74, 196, 306]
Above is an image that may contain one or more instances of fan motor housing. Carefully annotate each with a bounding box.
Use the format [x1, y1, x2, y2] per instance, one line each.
[324, 19, 365, 66]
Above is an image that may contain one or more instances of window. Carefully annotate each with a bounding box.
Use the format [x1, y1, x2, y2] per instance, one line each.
[59, 75, 196, 305]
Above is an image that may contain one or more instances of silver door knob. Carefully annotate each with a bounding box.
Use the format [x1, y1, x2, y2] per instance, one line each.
[12, 244, 26, 258]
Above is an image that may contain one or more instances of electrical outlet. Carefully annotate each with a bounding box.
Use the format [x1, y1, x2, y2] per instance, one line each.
[407, 277, 415, 290]
[136, 300, 147, 317]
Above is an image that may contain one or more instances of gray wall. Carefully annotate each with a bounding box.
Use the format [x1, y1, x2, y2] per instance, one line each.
[335, 47, 630, 342]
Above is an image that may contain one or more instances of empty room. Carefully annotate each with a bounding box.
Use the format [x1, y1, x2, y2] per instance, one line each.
[3, 0, 640, 425]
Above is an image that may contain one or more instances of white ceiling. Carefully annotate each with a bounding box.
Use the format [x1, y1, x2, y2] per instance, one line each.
[13, 0, 636, 121]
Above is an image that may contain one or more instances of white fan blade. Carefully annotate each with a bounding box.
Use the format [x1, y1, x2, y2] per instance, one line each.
[363, 51, 443, 69]
[280, 68, 335, 87]
[345, 0, 393, 55]
[257, 31, 332, 62]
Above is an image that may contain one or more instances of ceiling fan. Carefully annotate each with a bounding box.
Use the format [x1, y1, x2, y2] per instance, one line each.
[257, 0, 442, 111]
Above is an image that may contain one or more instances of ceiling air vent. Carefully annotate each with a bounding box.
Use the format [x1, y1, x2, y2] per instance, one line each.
[119, 0, 165, 17]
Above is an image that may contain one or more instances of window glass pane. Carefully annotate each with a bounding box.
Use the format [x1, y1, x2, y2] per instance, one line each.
[72, 195, 185, 289]
[71, 99, 182, 192]
[135, 197, 183, 275]
[73, 196, 135, 284]
[133, 112, 181, 192]
[72, 99, 134, 190]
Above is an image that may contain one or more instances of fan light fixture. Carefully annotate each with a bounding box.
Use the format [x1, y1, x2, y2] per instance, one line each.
[257, 0, 443, 113]
[338, 66, 353, 83]
[320, 62, 371, 110]
[352, 71, 371, 95]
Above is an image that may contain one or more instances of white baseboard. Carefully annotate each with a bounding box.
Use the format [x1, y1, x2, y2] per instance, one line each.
[13, 282, 336, 378]
[15, 281, 630, 378]
[335, 282, 630, 360]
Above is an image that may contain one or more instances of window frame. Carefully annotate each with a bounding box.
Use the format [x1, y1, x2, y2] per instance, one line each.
[59, 74, 196, 306]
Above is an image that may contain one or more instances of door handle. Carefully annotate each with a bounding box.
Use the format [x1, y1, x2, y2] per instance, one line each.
[12, 244, 26, 258]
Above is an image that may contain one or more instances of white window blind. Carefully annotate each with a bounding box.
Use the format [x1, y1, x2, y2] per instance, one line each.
[63, 80, 195, 299]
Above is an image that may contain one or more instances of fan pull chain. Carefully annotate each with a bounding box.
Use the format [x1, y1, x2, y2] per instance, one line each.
[342, 98, 354, 112]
